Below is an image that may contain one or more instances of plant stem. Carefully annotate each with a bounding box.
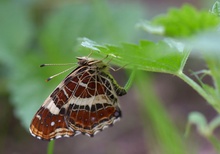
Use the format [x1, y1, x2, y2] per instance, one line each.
[124, 70, 136, 91]
[47, 140, 55, 154]
[177, 71, 217, 110]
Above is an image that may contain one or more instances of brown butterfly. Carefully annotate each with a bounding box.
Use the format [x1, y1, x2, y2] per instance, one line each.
[29, 56, 126, 140]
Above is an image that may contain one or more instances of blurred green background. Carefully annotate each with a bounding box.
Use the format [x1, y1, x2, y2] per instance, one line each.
[0, 0, 217, 154]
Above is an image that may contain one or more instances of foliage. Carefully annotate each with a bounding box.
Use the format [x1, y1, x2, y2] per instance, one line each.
[152, 4, 219, 37]
[1, 0, 220, 154]
[81, 1, 220, 153]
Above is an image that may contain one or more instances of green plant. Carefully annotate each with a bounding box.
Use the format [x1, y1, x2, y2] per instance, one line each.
[1, 0, 220, 154]
[76, 2, 220, 154]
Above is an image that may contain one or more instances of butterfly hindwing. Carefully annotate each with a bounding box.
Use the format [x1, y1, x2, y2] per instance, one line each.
[29, 107, 74, 140]
[66, 69, 123, 136]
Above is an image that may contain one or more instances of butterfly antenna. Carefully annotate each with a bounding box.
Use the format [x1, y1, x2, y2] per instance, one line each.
[105, 55, 129, 71]
[40, 63, 77, 67]
[109, 64, 129, 72]
[87, 51, 94, 58]
[46, 66, 76, 82]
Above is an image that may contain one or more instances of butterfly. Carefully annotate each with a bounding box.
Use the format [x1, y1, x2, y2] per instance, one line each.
[29, 56, 127, 140]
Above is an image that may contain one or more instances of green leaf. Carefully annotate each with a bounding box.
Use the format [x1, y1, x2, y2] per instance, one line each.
[81, 38, 190, 74]
[151, 4, 220, 37]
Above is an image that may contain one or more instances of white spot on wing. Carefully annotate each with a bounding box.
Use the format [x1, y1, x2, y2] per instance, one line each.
[64, 134, 70, 137]
[36, 114, 41, 120]
[75, 131, 81, 136]
[55, 135, 61, 139]
[51, 121, 55, 126]
[113, 118, 120, 124]
[29, 128, 36, 137]
[103, 125, 109, 130]
[94, 130, 100, 135]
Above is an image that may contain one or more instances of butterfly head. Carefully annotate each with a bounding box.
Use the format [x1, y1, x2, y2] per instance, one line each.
[77, 56, 95, 65]
[77, 56, 107, 70]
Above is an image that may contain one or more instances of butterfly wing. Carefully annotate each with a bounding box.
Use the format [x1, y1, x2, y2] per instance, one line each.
[30, 64, 126, 140]
[66, 69, 123, 136]
[29, 66, 85, 140]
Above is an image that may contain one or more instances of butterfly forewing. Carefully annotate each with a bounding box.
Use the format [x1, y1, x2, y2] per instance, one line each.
[29, 57, 126, 140]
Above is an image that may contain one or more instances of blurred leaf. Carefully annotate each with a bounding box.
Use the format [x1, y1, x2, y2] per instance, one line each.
[184, 31, 220, 53]
[187, 112, 209, 136]
[39, 1, 145, 62]
[185, 112, 220, 153]
[136, 20, 165, 35]
[183, 31, 220, 111]
[151, 4, 220, 37]
[187, 111, 220, 152]
[0, 2, 35, 128]
[211, 1, 220, 17]
[209, 115, 220, 132]
[136, 72, 187, 154]
[205, 54, 220, 93]
[204, 54, 220, 109]
[187, 112, 220, 137]
[0, 2, 34, 64]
